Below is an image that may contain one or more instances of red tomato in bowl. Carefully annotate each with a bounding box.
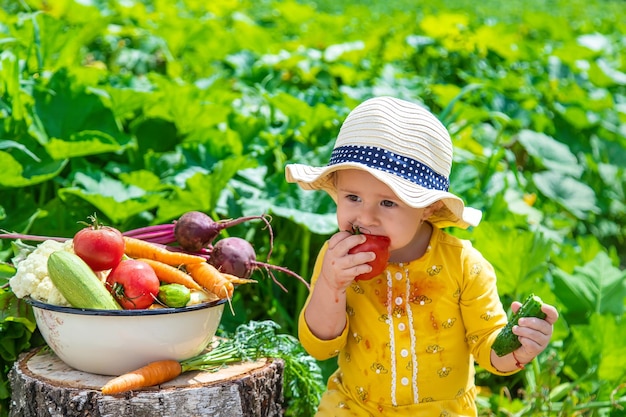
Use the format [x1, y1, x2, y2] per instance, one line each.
[106, 260, 160, 309]
[348, 234, 391, 281]
[73, 223, 125, 271]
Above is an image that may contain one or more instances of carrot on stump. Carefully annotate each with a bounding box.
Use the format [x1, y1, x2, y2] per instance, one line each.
[138, 258, 202, 291]
[123, 236, 206, 267]
[186, 262, 234, 300]
[101, 359, 182, 395]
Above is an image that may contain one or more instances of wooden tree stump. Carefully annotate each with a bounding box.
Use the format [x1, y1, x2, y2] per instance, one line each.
[9, 347, 284, 417]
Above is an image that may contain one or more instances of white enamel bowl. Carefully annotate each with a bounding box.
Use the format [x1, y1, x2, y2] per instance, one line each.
[26, 298, 226, 376]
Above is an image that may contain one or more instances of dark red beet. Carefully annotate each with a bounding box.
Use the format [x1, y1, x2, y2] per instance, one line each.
[209, 237, 256, 279]
[174, 211, 270, 252]
[174, 211, 215, 252]
[209, 237, 310, 291]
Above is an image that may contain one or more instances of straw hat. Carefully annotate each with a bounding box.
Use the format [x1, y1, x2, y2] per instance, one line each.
[285, 96, 482, 229]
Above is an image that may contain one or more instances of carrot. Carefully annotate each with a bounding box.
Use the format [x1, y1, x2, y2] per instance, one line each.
[123, 236, 206, 267]
[101, 359, 182, 395]
[222, 273, 258, 286]
[137, 258, 203, 291]
[186, 262, 234, 299]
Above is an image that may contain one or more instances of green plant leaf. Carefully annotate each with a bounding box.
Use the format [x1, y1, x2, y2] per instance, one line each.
[33, 69, 123, 147]
[463, 221, 552, 297]
[45, 131, 123, 159]
[532, 171, 599, 219]
[570, 313, 626, 383]
[552, 251, 626, 321]
[0, 151, 66, 187]
[57, 172, 164, 225]
[515, 130, 581, 177]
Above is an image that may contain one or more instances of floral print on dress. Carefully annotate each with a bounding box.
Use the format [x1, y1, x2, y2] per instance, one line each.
[410, 294, 432, 305]
[427, 264, 443, 276]
[336, 401, 350, 409]
[426, 344, 444, 354]
[480, 310, 496, 321]
[470, 262, 482, 275]
[350, 282, 365, 294]
[391, 305, 406, 318]
[371, 362, 389, 374]
[442, 317, 456, 329]
[355, 386, 368, 402]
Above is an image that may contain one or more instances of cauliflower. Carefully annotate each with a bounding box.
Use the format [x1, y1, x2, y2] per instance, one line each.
[10, 239, 74, 307]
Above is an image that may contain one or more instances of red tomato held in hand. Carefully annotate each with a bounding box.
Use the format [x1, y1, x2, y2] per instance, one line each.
[348, 234, 391, 281]
[106, 260, 160, 309]
[73, 220, 125, 271]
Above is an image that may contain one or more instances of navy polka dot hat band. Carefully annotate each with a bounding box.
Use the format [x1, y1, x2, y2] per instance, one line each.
[328, 145, 450, 192]
[285, 96, 482, 229]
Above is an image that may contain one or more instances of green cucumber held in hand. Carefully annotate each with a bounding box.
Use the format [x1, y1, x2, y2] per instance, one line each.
[492, 293, 547, 357]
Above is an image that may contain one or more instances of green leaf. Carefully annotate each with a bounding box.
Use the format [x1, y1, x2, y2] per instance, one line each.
[552, 251, 626, 320]
[532, 171, 599, 219]
[156, 156, 255, 222]
[570, 313, 626, 384]
[33, 69, 124, 148]
[0, 291, 36, 335]
[515, 130, 582, 177]
[0, 151, 66, 187]
[0, 264, 16, 283]
[58, 172, 164, 225]
[469, 222, 552, 297]
[0, 140, 41, 162]
[45, 131, 123, 159]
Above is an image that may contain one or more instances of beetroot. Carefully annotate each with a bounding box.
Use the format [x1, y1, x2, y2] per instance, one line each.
[209, 237, 256, 279]
[209, 237, 309, 291]
[173, 211, 270, 252]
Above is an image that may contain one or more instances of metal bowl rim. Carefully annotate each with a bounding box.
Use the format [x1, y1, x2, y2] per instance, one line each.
[24, 297, 226, 316]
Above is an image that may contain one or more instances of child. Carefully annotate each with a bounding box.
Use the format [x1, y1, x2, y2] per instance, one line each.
[285, 96, 558, 416]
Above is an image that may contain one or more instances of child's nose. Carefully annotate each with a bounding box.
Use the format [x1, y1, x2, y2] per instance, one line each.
[355, 206, 378, 229]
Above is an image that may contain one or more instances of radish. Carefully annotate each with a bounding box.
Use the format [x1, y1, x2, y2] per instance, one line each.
[209, 237, 309, 291]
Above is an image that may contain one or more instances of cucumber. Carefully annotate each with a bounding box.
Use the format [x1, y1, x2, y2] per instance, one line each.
[492, 293, 546, 356]
[47, 251, 121, 310]
[157, 283, 191, 308]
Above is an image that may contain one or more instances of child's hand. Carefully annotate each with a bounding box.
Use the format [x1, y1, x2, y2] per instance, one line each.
[319, 231, 376, 290]
[511, 301, 559, 364]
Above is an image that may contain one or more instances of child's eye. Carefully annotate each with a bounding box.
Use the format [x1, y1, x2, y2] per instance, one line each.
[381, 200, 396, 208]
[347, 194, 361, 202]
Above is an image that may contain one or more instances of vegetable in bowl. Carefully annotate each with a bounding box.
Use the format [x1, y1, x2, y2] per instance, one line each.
[9, 240, 73, 307]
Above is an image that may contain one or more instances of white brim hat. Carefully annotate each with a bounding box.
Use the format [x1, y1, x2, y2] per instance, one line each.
[285, 96, 482, 229]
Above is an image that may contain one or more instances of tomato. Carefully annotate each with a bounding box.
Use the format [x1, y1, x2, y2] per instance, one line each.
[106, 259, 160, 309]
[348, 233, 391, 281]
[73, 221, 125, 271]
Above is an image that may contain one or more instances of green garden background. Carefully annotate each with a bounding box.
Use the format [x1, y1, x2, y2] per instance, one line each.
[1, 0, 625, 415]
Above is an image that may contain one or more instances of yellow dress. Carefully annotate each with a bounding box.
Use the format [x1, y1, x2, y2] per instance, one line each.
[299, 226, 518, 416]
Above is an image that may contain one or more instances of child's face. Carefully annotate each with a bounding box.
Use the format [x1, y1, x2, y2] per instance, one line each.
[335, 169, 430, 255]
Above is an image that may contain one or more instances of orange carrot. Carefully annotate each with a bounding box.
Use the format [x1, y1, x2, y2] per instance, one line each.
[222, 273, 257, 286]
[123, 236, 205, 267]
[101, 359, 182, 395]
[137, 258, 202, 291]
[186, 262, 234, 299]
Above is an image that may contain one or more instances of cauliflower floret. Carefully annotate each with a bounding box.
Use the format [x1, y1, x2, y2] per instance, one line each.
[10, 239, 74, 307]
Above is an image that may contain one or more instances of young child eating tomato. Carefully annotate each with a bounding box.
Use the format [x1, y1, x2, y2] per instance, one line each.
[285, 96, 559, 416]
